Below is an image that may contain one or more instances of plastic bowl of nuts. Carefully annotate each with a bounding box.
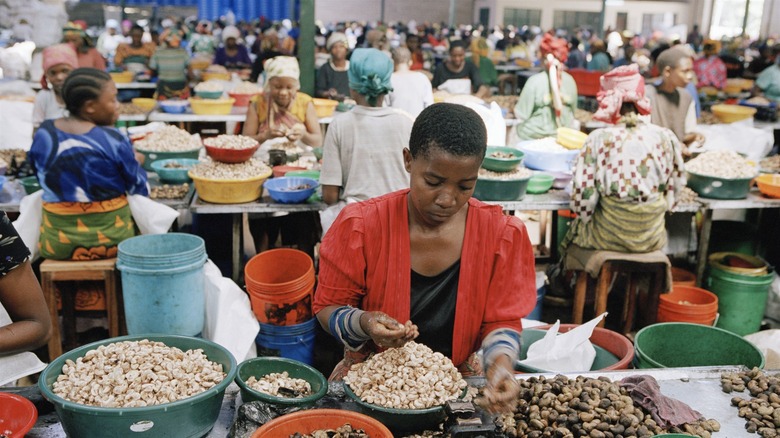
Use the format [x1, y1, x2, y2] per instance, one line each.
[342, 342, 468, 434]
[252, 409, 393, 438]
[203, 135, 259, 164]
[37, 334, 237, 438]
[264, 177, 318, 204]
[482, 146, 524, 172]
[150, 158, 199, 184]
[189, 158, 273, 204]
[234, 356, 327, 407]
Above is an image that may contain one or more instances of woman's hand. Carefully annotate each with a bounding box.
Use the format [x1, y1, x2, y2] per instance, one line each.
[286, 123, 306, 142]
[479, 355, 520, 414]
[359, 311, 418, 348]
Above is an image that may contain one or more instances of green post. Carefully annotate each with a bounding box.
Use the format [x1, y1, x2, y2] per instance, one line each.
[298, 0, 315, 96]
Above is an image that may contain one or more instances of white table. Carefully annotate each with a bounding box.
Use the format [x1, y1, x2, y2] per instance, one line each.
[29, 81, 157, 91]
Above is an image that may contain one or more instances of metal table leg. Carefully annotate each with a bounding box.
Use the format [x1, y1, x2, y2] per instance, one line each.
[695, 208, 713, 287]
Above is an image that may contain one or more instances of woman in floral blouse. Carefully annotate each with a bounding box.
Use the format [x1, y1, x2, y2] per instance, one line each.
[0, 211, 51, 354]
[563, 64, 686, 253]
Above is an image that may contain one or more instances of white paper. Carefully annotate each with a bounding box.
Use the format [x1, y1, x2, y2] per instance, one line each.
[12, 190, 43, 260]
[438, 78, 473, 95]
[127, 194, 179, 235]
[202, 260, 258, 362]
[691, 123, 773, 161]
[518, 312, 607, 372]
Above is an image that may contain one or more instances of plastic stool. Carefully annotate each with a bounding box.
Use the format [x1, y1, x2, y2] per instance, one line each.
[40, 258, 122, 360]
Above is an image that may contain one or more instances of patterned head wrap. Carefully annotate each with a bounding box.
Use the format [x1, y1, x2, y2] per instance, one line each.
[222, 25, 240, 41]
[592, 64, 652, 124]
[326, 32, 348, 51]
[265, 56, 300, 82]
[43, 43, 78, 72]
[348, 48, 393, 105]
[63, 21, 86, 37]
[540, 33, 569, 63]
[160, 28, 182, 48]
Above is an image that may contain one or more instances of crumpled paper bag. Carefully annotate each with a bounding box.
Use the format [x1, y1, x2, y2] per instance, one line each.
[0, 301, 47, 386]
[202, 260, 258, 362]
[12, 189, 43, 260]
[518, 312, 607, 372]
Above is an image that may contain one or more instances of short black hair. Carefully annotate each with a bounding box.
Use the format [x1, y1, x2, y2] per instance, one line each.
[409, 103, 486, 160]
[62, 68, 111, 115]
[449, 39, 467, 52]
[131, 24, 144, 33]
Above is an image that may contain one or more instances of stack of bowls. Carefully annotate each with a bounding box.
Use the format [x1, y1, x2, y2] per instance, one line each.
[657, 286, 719, 326]
[473, 146, 531, 201]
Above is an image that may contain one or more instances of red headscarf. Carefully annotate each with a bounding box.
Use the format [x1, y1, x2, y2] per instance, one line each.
[40, 43, 78, 89]
[592, 64, 652, 124]
[540, 33, 569, 63]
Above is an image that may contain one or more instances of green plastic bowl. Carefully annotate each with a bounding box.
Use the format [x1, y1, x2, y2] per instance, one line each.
[633, 322, 764, 369]
[344, 382, 464, 434]
[150, 158, 199, 184]
[685, 170, 755, 199]
[135, 147, 202, 172]
[234, 357, 327, 407]
[515, 328, 621, 373]
[311, 147, 323, 161]
[38, 334, 237, 438]
[19, 176, 42, 194]
[482, 146, 524, 172]
[195, 90, 224, 99]
[526, 173, 555, 194]
[472, 176, 531, 201]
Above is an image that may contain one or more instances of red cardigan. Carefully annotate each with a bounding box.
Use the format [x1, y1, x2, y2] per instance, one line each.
[313, 190, 537, 366]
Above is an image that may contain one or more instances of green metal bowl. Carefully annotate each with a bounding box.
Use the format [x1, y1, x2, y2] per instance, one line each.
[134, 146, 202, 172]
[482, 146, 524, 172]
[38, 334, 237, 438]
[150, 158, 199, 184]
[19, 176, 42, 194]
[344, 382, 463, 434]
[685, 170, 755, 199]
[472, 176, 531, 201]
[234, 357, 327, 407]
[195, 90, 224, 99]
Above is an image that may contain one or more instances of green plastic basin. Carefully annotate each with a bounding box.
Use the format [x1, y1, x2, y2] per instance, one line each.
[135, 147, 202, 172]
[686, 171, 754, 199]
[515, 328, 621, 373]
[38, 334, 237, 438]
[634, 322, 764, 369]
[19, 176, 42, 194]
[482, 146, 524, 172]
[234, 356, 327, 407]
[473, 176, 530, 201]
[526, 173, 555, 194]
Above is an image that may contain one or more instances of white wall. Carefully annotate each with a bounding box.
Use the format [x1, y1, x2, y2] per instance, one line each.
[315, 0, 472, 26]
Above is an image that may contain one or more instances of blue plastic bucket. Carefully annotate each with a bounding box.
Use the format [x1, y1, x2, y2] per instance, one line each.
[117, 233, 208, 336]
[255, 318, 317, 365]
[526, 271, 548, 321]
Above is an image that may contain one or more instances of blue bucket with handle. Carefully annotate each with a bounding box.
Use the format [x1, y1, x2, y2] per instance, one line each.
[255, 318, 317, 365]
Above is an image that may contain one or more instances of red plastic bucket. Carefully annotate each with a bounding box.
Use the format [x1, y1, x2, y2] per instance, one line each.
[245, 249, 315, 325]
[671, 267, 696, 286]
[253, 409, 393, 437]
[657, 285, 718, 326]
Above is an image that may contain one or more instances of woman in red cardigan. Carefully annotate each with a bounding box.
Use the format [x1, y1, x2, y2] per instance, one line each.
[313, 103, 537, 414]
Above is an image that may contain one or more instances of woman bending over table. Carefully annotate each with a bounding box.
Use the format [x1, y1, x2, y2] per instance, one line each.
[314, 103, 537, 414]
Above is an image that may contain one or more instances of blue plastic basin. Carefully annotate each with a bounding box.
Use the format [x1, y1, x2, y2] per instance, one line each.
[265, 177, 318, 204]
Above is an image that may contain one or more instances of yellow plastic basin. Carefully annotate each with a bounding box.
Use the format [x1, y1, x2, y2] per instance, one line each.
[711, 104, 756, 123]
[312, 98, 337, 118]
[556, 127, 588, 150]
[189, 98, 235, 115]
[189, 169, 272, 204]
[756, 173, 780, 198]
[109, 71, 135, 83]
[131, 97, 156, 112]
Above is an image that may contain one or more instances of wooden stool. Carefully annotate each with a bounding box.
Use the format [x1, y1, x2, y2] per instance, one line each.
[566, 247, 670, 334]
[40, 258, 122, 360]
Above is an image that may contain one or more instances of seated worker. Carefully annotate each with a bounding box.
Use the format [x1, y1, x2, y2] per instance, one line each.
[213, 25, 252, 74]
[693, 40, 727, 90]
[28, 68, 149, 261]
[150, 29, 190, 99]
[405, 33, 433, 77]
[0, 211, 51, 355]
[754, 45, 780, 102]
[315, 32, 350, 102]
[33, 44, 78, 129]
[114, 24, 157, 72]
[587, 39, 612, 72]
[563, 64, 686, 253]
[645, 46, 704, 152]
[242, 56, 323, 257]
[319, 48, 413, 234]
[314, 103, 537, 414]
[432, 40, 490, 98]
[62, 21, 107, 71]
[386, 46, 434, 119]
[514, 33, 578, 140]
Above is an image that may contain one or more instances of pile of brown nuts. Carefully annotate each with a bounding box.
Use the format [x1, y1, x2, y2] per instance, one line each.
[290, 424, 369, 438]
[722, 368, 780, 437]
[497, 375, 720, 438]
[150, 184, 189, 200]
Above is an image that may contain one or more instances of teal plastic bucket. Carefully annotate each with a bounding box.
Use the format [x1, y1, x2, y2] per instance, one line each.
[255, 318, 317, 365]
[117, 234, 208, 336]
[707, 264, 774, 336]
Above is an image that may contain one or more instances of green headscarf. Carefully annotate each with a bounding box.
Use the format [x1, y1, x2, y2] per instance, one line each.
[348, 48, 393, 106]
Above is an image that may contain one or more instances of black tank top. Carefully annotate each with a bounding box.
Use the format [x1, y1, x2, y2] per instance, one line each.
[410, 260, 460, 358]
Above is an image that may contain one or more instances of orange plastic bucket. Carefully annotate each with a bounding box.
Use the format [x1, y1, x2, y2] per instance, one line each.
[671, 267, 696, 286]
[247, 276, 315, 325]
[252, 408, 393, 437]
[244, 248, 314, 293]
[657, 286, 718, 326]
